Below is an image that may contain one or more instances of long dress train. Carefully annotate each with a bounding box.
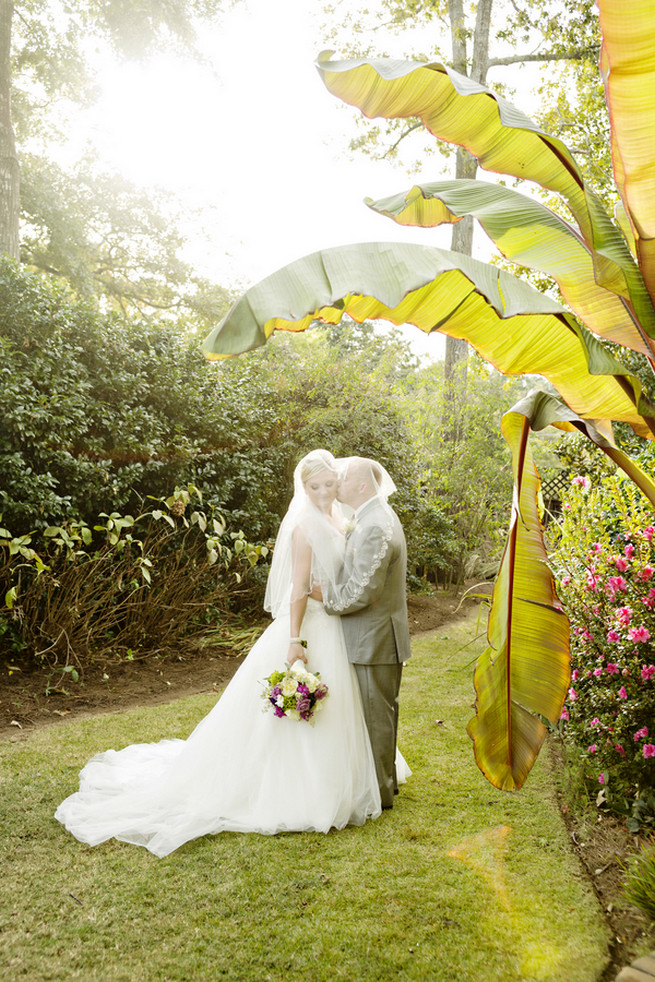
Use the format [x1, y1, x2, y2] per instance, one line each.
[55, 599, 410, 858]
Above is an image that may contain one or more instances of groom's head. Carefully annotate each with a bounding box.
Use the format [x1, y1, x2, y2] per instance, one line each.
[338, 457, 382, 510]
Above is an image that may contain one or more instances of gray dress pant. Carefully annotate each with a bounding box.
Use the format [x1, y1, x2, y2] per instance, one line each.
[354, 662, 403, 809]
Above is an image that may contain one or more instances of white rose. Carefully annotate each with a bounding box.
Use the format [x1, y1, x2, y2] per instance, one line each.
[281, 678, 298, 697]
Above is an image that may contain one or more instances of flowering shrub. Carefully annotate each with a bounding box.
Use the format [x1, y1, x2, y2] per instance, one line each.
[554, 474, 655, 828]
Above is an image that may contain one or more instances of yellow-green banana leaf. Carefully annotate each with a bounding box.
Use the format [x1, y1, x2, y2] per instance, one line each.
[366, 180, 655, 360]
[202, 242, 655, 439]
[316, 51, 637, 300]
[598, 0, 655, 304]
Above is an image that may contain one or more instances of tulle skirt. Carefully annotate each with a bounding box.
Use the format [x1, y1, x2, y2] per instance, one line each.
[55, 600, 410, 857]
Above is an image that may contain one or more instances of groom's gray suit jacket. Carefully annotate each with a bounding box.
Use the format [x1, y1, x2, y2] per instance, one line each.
[324, 496, 411, 665]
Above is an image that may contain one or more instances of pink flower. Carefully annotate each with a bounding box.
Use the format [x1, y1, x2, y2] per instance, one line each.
[588, 744, 597, 753]
[616, 606, 632, 627]
[586, 574, 599, 592]
[591, 718, 600, 726]
[606, 663, 620, 674]
[618, 686, 628, 700]
[614, 556, 629, 571]
[641, 664, 655, 680]
[634, 727, 649, 741]
[560, 708, 570, 722]
[568, 687, 578, 702]
[592, 542, 603, 554]
[561, 575, 571, 587]
[593, 667, 603, 676]
[629, 626, 651, 643]
[572, 669, 580, 682]
[616, 744, 626, 756]
[625, 544, 635, 560]
[607, 630, 620, 643]
[643, 745, 655, 759]
[608, 576, 628, 595]
[638, 566, 655, 582]
[622, 667, 631, 677]
[598, 773, 605, 785]
[572, 475, 590, 489]
[643, 526, 654, 542]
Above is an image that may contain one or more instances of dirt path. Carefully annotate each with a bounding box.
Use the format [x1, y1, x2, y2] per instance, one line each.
[0, 591, 475, 739]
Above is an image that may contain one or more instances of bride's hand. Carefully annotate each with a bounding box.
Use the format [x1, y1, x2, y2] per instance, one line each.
[287, 642, 308, 667]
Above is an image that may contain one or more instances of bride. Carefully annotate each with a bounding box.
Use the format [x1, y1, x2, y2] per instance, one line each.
[55, 449, 409, 857]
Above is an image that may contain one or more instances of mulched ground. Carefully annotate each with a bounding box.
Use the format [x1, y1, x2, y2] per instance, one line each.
[2, 586, 654, 978]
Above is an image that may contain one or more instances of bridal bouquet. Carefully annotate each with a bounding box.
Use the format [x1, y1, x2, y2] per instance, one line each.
[261, 667, 329, 723]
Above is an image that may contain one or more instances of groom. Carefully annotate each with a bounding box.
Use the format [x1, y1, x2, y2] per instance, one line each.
[318, 457, 411, 809]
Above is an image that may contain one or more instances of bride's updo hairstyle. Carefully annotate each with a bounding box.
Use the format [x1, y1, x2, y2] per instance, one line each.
[300, 450, 338, 486]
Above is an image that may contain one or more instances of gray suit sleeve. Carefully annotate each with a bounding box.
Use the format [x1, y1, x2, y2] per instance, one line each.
[323, 524, 393, 615]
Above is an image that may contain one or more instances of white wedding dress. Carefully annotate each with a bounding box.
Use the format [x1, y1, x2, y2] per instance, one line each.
[55, 599, 410, 857]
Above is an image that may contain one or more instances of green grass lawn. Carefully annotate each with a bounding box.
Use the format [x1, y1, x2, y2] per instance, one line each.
[0, 611, 609, 981]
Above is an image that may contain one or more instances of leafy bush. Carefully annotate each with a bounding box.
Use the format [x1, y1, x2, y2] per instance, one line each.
[0, 258, 281, 538]
[554, 475, 655, 828]
[0, 487, 268, 676]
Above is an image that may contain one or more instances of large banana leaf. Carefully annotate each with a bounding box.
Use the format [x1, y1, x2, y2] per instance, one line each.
[366, 180, 655, 360]
[467, 408, 569, 790]
[598, 0, 655, 303]
[315, 52, 646, 305]
[202, 242, 655, 438]
[468, 388, 655, 789]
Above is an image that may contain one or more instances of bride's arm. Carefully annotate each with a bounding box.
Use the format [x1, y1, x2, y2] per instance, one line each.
[288, 527, 312, 667]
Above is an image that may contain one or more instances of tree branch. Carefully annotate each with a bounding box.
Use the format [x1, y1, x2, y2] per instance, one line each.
[489, 47, 600, 67]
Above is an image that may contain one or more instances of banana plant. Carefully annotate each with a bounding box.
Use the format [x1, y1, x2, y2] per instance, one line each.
[203, 0, 655, 790]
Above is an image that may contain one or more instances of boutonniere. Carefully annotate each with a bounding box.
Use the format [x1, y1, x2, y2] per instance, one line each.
[343, 518, 358, 537]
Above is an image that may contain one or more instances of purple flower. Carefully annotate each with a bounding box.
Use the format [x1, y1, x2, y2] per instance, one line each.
[296, 696, 311, 714]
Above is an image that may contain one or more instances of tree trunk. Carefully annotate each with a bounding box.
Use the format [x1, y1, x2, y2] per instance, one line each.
[444, 0, 494, 400]
[0, 0, 19, 260]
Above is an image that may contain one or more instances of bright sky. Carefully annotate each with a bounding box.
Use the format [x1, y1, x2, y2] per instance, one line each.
[85, 0, 544, 360]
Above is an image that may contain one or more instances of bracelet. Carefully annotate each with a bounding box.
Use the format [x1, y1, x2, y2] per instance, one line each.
[289, 638, 307, 647]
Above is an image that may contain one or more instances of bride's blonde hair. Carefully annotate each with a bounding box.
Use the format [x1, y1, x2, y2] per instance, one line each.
[300, 450, 337, 485]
